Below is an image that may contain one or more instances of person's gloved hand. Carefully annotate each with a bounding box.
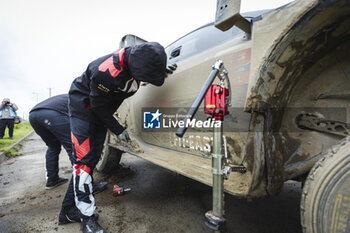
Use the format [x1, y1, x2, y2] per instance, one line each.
[117, 130, 131, 142]
[165, 64, 177, 76]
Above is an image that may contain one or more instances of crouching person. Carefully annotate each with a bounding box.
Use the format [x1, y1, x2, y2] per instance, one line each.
[29, 94, 72, 189]
[59, 42, 175, 233]
[29, 94, 108, 193]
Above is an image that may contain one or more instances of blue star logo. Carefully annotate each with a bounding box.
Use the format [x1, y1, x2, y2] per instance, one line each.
[143, 109, 162, 129]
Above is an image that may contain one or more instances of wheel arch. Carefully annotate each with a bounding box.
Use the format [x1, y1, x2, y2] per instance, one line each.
[247, 0, 350, 196]
[249, 0, 350, 109]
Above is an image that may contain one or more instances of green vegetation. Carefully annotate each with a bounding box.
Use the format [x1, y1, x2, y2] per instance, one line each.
[0, 122, 33, 152]
[1, 146, 23, 158]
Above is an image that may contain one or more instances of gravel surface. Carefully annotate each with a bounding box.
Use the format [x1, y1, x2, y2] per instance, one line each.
[0, 133, 302, 233]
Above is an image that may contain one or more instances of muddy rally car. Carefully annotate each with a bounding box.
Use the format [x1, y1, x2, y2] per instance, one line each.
[97, 0, 350, 232]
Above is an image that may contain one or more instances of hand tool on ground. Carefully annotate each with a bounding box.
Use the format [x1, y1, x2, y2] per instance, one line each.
[113, 185, 131, 196]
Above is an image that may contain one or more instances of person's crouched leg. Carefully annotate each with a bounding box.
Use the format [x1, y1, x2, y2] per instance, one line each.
[73, 164, 105, 233]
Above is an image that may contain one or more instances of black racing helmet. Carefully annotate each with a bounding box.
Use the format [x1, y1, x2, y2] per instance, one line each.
[129, 42, 167, 86]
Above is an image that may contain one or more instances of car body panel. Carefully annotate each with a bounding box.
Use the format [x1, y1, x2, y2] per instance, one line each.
[111, 0, 350, 198]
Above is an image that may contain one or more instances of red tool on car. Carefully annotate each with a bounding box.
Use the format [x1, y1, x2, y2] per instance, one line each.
[176, 60, 235, 232]
[204, 84, 229, 121]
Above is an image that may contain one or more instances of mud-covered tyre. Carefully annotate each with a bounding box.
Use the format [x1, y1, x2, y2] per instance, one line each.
[301, 137, 350, 233]
[96, 137, 123, 172]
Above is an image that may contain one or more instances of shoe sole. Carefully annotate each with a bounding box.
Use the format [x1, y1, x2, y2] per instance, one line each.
[46, 180, 68, 190]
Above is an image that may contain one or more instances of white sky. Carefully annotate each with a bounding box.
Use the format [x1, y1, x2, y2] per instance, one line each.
[0, 0, 293, 119]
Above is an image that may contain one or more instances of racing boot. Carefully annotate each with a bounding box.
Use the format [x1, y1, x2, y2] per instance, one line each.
[46, 177, 68, 190]
[81, 216, 105, 233]
[59, 207, 99, 225]
[59, 206, 81, 224]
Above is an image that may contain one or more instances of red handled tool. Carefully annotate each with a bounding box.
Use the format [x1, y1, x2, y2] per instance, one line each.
[176, 60, 241, 233]
[204, 84, 230, 121]
[113, 185, 131, 196]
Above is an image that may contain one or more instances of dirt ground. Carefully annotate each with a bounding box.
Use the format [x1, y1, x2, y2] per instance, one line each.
[0, 133, 302, 233]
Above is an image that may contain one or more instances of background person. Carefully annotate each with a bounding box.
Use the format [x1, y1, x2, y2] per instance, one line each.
[29, 94, 108, 192]
[0, 98, 18, 139]
[29, 94, 72, 189]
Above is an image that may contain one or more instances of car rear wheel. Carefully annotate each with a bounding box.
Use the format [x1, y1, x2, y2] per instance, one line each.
[96, 135, 123, 172]
[300, 136, 350, 233]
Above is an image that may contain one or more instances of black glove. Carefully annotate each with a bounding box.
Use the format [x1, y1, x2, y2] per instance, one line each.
[117, 130, 131, 142]
[165, 64, 177, 76]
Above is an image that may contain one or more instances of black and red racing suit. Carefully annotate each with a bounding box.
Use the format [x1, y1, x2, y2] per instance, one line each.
[69, 47, 140, 136]
[61, 47, 141, 218]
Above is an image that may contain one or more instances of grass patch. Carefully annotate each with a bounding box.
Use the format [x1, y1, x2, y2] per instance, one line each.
[0, 148, 23, 158]
[0, 122, 33, 150]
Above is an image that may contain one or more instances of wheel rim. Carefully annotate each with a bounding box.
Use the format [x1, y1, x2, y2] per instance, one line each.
[317, 157, 350, 233]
